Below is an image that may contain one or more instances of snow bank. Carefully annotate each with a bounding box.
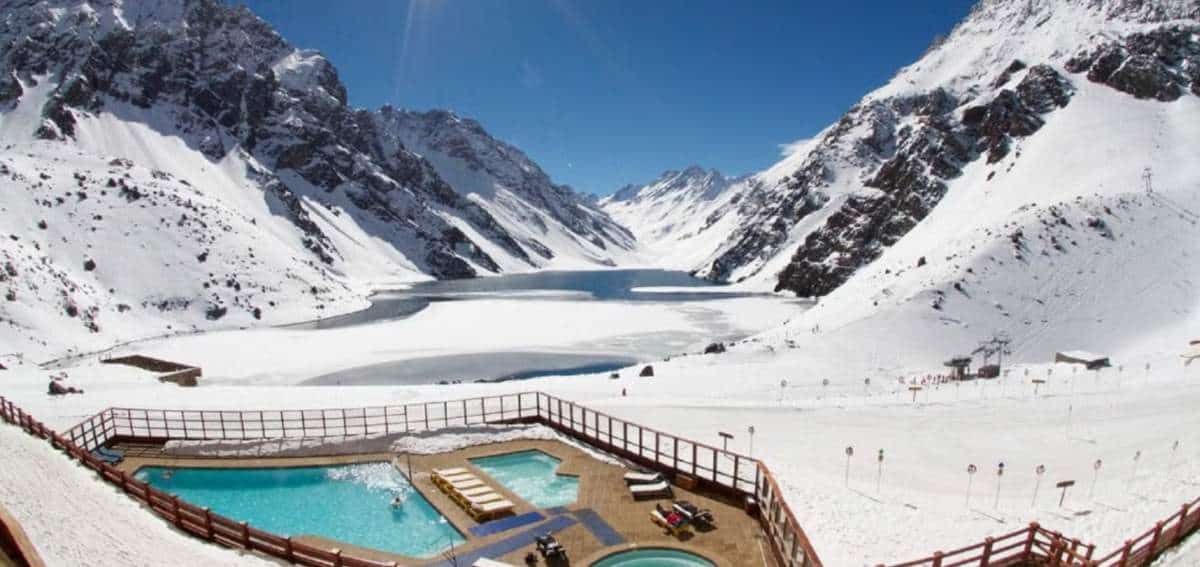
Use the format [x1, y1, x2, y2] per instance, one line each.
[391, 424, 622, 466]
[0, 424, 272, 566]
[165, 434, 397, 458]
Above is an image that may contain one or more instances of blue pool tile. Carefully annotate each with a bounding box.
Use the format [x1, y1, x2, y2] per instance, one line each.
[469, 511, 546, 537]
[573, 508, 625, 546]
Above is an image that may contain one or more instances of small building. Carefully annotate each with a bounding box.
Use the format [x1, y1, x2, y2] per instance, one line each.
[1054, 350, 1111, 370]
[944, 356, 972, 380]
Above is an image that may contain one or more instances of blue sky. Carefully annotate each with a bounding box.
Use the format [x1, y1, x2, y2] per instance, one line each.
[240, 1, 976, 195]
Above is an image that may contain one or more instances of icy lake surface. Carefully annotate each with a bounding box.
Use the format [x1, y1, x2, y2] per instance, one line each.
[293, 269, 762, 330]
[298, 270, 788, 385]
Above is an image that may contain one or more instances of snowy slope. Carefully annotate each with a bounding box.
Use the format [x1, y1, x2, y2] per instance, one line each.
[0, 423, 275, 566]
[601, 0, 1200, 295]
[0, 0, 635, 360]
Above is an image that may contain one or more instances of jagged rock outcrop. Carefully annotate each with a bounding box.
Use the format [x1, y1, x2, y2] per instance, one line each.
[1065, 25, 1200, 100]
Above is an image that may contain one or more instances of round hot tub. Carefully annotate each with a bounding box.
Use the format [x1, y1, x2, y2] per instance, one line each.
[590, 547, 716, 567]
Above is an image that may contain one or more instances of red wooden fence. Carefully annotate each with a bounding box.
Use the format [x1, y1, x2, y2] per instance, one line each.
[9, 392, 1195, 567]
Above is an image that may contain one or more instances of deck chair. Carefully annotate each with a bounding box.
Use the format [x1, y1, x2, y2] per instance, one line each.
[623, 470, 663, 485]
[91, 447, 122, 465]
[434, 467, 469, 477]
[458, 485, 494, 497]
[96, 446, 125, 464]
[446, 477, 485, 491]
[460, 491, 504, 506]
[470, 499, 515, 521]
[629, 480, 673, 500]
[436, 472, 477, 486]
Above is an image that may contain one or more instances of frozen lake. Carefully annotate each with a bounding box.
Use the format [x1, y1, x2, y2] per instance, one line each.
[291, 269, 765, 330]
[287, 270, 797, 385]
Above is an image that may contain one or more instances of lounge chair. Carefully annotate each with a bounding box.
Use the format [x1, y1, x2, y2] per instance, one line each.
[447, 478, 485, 491]
[91, 447, 122, 464]
[623, 470, 664, 485]
[460, 491, 504, 506]
[434, 467, 469, 477]
[470, 499, 515, 521]
[629, 480, 673, 500]
[97, 446, 125, 463]
[435, 472, 477, 487]
[458, 485, 494, 497]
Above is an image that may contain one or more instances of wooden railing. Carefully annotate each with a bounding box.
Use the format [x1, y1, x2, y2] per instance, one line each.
[885, 495, 1199, 567]
[7, 392, 1199, 567]
[0, 396, 396, 567]
[529, 392, 822, 567]
[9, 392, 826, 567]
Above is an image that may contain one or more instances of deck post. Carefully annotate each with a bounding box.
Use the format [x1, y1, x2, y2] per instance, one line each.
[1177, 503, 1191, 543]
[1022, 523, 1041, 559]
[203, 507, 214, 539]
[1117, 540, 1132, 566]
[980, 536, 993, 566]
[240, 521, 250, 547]
[1149, 521, 1164, 554]
[332, 548, 343, 567]
[172, 495, 183, 528]
[931, 551, 943, 567]
[285, 537, 294, 561]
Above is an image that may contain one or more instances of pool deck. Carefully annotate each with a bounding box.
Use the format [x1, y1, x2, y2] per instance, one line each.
[114, 439, 777, 567]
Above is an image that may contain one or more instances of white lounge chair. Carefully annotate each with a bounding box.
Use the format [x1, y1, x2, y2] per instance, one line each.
[463, 491, 504, 505]
[623, 470, 664, 485]
[458, 485, 493, 497]
[470, 499, 515, 520]
[438, 472, 477, 484]
[447, 478, 485, 490]
[434, 467, 469, 477]
[629, 480, 673, 500]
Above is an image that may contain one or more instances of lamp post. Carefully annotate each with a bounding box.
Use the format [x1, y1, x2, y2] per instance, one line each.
[966, 464, 978, 508]
[718, 431, 733, 452]
[778, 380, 788, 404]
[876, 449, 885, 495]
[1032, 465, 1046, 507]
[994, 461, 1006, 509]
[845, 446, 854, 488]
[747, 425, 756, 458]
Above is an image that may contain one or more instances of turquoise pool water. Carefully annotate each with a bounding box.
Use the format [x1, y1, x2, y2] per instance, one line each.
[134, 463, 464, 558]
[591, 548, 716, 567]
[469, 449, 579, 508]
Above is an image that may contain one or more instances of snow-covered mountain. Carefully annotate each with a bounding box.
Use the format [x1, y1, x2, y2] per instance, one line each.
[600, 166, 749, 270]
[602, 0, 1200, 294]
[0, 0, 633, 359]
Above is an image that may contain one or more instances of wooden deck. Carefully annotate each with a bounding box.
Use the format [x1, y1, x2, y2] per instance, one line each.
[115, 438, 778, 566]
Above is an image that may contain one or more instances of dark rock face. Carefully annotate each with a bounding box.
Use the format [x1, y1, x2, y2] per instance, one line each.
[775, 67, 1074, 297]
[703, 342, 726, 354]
[639, 365, 654, 377]
[1065, 26, 1200, 101]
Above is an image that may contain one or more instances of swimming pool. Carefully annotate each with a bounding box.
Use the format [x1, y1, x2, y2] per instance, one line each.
[134, 462, 464, 558]
[469, 449, 579, 508]
[591, 547, 716, 566]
